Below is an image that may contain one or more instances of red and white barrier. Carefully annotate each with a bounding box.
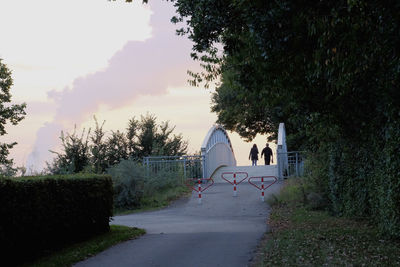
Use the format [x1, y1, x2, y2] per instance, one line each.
[184, 178, 214, 204]
[248, 176, 277, 202]
[221, 172, 248, 197]
[198, 179, 202, 204]
[233, 173, 237, 197]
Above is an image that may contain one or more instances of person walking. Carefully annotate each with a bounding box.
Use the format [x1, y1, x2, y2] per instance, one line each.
[249, 144, 259, 166]
[261, 143, 273, 165]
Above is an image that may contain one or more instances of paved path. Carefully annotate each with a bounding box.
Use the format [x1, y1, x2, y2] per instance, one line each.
[75, 180, 282, 267]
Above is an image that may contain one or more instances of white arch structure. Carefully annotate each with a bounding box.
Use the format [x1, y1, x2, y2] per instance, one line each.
[201, 123, 288, 179]
[201, 125, 236, 178]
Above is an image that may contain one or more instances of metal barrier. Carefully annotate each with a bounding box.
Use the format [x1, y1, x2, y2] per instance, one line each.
[248, 176, 277, 202]
[277, 151, 305, 178]
[184, 178, 214, 204]
[221, 172, 248, 197]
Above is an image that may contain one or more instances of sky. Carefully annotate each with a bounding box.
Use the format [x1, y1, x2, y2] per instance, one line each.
[1, 0, 274, 172]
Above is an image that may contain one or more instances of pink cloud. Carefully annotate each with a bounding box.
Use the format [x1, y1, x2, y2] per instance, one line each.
[27, 1, 200, 171]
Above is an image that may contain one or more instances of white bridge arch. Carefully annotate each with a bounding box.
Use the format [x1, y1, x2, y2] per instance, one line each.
[201, 123, 290, 180]
[144, 123, 293, 180]
[201, 125, 236, 178]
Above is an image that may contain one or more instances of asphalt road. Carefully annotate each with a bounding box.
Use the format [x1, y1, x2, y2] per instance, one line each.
[75, 180, 283, 267]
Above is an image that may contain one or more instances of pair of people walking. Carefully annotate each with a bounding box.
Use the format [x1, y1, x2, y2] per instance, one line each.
[249, 143, 273, 166]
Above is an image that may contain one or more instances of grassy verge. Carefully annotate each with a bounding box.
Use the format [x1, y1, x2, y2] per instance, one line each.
[28, 225, 145, 267]
[254, 179, 400, 266]
[114, 185, 190, 215]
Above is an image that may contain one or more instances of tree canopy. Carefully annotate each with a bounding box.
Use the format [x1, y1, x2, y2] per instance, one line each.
[0, 59, 26, 174]
[156, 0, 400, 237]
[169, 0, 400, 147]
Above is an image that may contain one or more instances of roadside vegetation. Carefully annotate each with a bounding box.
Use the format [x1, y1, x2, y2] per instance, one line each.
[46, 114, 188, 175]
[28, 225, 145, 267]
[254, 179, 400, 266]
[171, 0, 400, 239]
[108, 159, 190, 214]
[44, 114, 191, 213]
[0, 104, 190, 263]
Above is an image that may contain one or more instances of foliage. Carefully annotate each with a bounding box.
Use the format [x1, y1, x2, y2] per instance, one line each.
[132, 114, 188, 158]
[30, 225, 145, 267]
[0, 59, 26, 173]
[48, 127, 91, 174]
[0, 174, 113, 264]
[108, 159, 186, 211]
[90, 116, 108, 174]
[47, 113, 188, 174]
[107, 160, 146, 209]
[105, 130, 129, 166]
[167, 0, 400, 237]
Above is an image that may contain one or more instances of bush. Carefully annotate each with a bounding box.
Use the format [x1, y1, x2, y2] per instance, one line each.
[0, 174, 113, 264]
[108, 160, 145, 209]
[267, 178, 328, 212]
[108, 159, 184, 210]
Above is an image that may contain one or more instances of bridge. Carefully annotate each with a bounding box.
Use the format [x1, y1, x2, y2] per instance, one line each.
[144, 123, 302, 180]
[202, 123, 288, 182]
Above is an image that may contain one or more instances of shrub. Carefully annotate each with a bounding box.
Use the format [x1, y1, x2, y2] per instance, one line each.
[0, 174, 113, 264]
[108, 159, 184, 210]
[108, 160, 145, 209]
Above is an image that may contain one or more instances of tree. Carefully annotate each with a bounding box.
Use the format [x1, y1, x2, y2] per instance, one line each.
[153, 121, 187, 156]
[105, 130, 129, 166]
[0, 59, 26, 174]
[129, 114, 188, 158]
[90, 116, 108, 173]
[47, 114, 188, 174]
[126, 117, 139, 158]
[167, 0, 400, 237]
[47, 127, 90, 174]
[169, 0, 398, 143]
[136, 114, 157, 158]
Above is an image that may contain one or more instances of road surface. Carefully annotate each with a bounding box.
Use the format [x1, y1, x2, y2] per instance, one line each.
[75, 180, 282, 267]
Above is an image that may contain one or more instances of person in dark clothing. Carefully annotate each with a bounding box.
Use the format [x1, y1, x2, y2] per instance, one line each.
[261, 143, 273, 165]
[249, 144, 259, 166]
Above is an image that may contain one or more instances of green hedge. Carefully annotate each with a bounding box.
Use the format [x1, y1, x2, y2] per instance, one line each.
[0, 174, 113, 263]
[304, 121, 400, 238]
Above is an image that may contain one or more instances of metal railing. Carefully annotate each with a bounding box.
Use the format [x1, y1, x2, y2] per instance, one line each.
[277, 151, 305, 178]
[143, 155, 204, 179]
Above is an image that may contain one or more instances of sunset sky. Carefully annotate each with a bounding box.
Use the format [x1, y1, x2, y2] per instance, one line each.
[1, 0, 274, 172]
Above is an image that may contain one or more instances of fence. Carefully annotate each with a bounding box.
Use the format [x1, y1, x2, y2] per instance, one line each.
[143, 155, 204, 180]
[278, 151, 304, 178]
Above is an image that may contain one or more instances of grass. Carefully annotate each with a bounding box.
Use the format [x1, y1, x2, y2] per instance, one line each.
[28, 225, 145, 267]
[114, 185, 191, 215]
[254, 179, 400, 266]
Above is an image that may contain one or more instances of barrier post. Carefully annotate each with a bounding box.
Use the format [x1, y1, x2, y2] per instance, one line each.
[233, 173, 237, 197]
[261, 177, 265, 202]
[248, 176, 277, 202]
[198, 178, 202, 204]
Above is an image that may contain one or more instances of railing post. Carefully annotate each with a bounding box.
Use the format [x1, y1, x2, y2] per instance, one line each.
[183, 156, 187, 179]
[295, 152, 299, 177]
[201, 147, 206, 179]
[277, 149, 282, 180]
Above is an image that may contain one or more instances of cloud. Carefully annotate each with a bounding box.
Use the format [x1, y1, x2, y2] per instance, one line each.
[0, 0, 152, 102]
[26, 1, 199, 171]
[25, 101, 57, 116]
[26, 122, 63, 172]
